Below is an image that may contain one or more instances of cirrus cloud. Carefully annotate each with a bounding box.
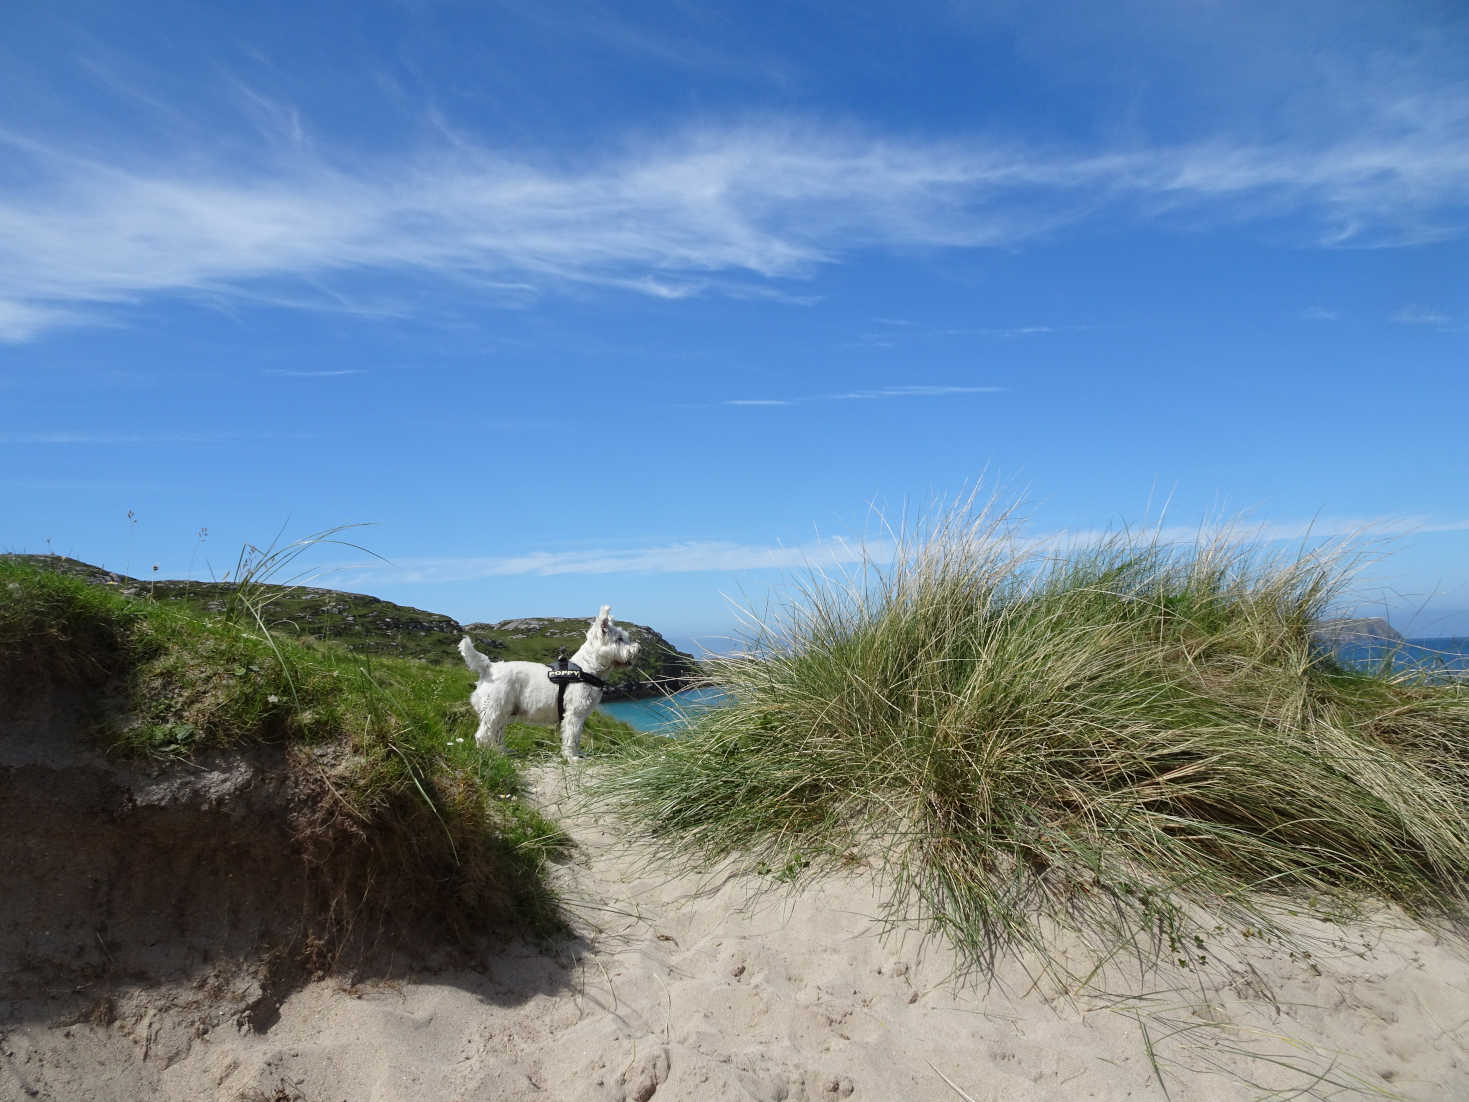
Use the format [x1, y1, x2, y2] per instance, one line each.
[328, 513, 1469, 585]
[2, 95, 1467, 341]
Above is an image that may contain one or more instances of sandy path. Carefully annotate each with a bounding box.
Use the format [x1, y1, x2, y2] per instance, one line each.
[7, 761, 1468, 1101]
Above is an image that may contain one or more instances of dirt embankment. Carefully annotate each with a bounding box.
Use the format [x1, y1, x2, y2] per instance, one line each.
[6, 700, 294, 1024]
[0, 693, 523, 1061]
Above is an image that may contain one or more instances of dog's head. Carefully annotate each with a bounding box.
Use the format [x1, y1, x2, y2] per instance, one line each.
[586, 605, 640, 668]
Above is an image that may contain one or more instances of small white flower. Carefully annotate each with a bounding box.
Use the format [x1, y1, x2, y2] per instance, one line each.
[267, 694, 280, 704]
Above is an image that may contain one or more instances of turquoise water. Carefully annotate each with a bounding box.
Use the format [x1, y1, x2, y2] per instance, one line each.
[599, 686, 730, 733]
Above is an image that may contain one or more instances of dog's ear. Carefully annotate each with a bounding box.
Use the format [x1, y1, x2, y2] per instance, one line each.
[591, 605, 613, 636]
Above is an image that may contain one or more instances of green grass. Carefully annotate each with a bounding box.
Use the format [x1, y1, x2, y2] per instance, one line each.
[502, 708, 663, 758]
[589, 500, 1469, 975]
[3, 551, 702, 691]
[0, 555, 578, 945]
[1, 556, 151, 693]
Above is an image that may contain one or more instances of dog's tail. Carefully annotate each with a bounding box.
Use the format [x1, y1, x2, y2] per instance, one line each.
[458, 635, 496, 679]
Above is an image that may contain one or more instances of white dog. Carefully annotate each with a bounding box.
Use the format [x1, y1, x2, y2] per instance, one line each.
[458, 606, 640, 761]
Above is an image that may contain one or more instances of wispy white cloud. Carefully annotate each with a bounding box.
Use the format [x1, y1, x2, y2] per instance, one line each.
[488, 0, 796, 89]
[832, 385, 1005, 400]
[263, 368, 365, 377]
[2, 78, 1467, 340]
[334, 514, 1469, 585]
[0, 299, 94, 342]
[935, 323, 1079, 338]
[0, 430, 307, 444]
[0, 478, 168, 492]
[1391, 305, 1451, 325]
[1040, 515, 1469, 552]
[225, 79, 310, 150]
[1300, 306, 1339, 321]
[336, 537, 887, 584]
[723, 384, 1004, 407]
[0, 431, 222, 445]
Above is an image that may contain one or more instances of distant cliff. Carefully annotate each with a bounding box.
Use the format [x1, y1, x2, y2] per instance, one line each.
[3, 555, 698, 699]
[1311, 617, 1406, 648]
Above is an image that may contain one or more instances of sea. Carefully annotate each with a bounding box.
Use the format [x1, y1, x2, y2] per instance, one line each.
[598, 686, 730, 734]
[1332, 637, 1469, 677]
[601, 638, 1469, 734]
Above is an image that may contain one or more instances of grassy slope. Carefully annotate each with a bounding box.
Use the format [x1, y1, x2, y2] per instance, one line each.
[1, 555, 701, 696]
[0, 557, 653, 947]
[591, 508, 1469, 974]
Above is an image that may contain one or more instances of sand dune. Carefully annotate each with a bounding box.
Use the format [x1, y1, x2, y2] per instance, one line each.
[5, 762, 1468, 1101]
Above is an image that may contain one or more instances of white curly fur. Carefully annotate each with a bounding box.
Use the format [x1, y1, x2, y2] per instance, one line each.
[458, 605, 640, 761]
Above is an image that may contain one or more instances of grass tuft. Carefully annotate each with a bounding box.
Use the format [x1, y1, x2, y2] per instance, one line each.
[590, 497, 1469, 974]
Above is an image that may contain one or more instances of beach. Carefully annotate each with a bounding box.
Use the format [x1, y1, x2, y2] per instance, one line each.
[7, 761, 1467, 1102]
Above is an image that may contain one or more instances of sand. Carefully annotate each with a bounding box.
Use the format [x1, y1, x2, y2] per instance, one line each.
[4, 761, 1468, 1102]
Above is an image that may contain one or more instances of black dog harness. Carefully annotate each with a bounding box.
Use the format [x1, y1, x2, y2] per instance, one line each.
[547, 649, 607, 723]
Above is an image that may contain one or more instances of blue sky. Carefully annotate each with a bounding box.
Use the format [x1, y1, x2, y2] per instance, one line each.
[3, 0, 1467, 650]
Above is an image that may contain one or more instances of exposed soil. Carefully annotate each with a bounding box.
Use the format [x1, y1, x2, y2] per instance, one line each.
[0, 693, 533, 1055]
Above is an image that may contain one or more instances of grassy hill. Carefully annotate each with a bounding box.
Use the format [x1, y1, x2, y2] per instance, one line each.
[3, 554, 700, 697]
[0, 554, 589, 1007]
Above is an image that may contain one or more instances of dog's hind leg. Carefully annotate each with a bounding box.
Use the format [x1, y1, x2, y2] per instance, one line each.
[483, 710, 511, 751]
[472, 710, 493, 748]
[471, 687, 511, 751]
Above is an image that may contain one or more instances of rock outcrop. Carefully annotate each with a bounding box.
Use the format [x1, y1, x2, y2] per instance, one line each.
[1311, 617, 1406, 648]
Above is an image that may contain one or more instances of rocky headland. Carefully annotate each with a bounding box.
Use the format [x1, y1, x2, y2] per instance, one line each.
[1309, 615, 1406, 648]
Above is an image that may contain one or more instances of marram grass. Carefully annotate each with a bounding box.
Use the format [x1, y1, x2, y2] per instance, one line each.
[592, 503, 1469, 972]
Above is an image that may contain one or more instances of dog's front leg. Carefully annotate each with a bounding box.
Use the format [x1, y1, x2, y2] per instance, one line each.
[560, 714, 584, 761]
